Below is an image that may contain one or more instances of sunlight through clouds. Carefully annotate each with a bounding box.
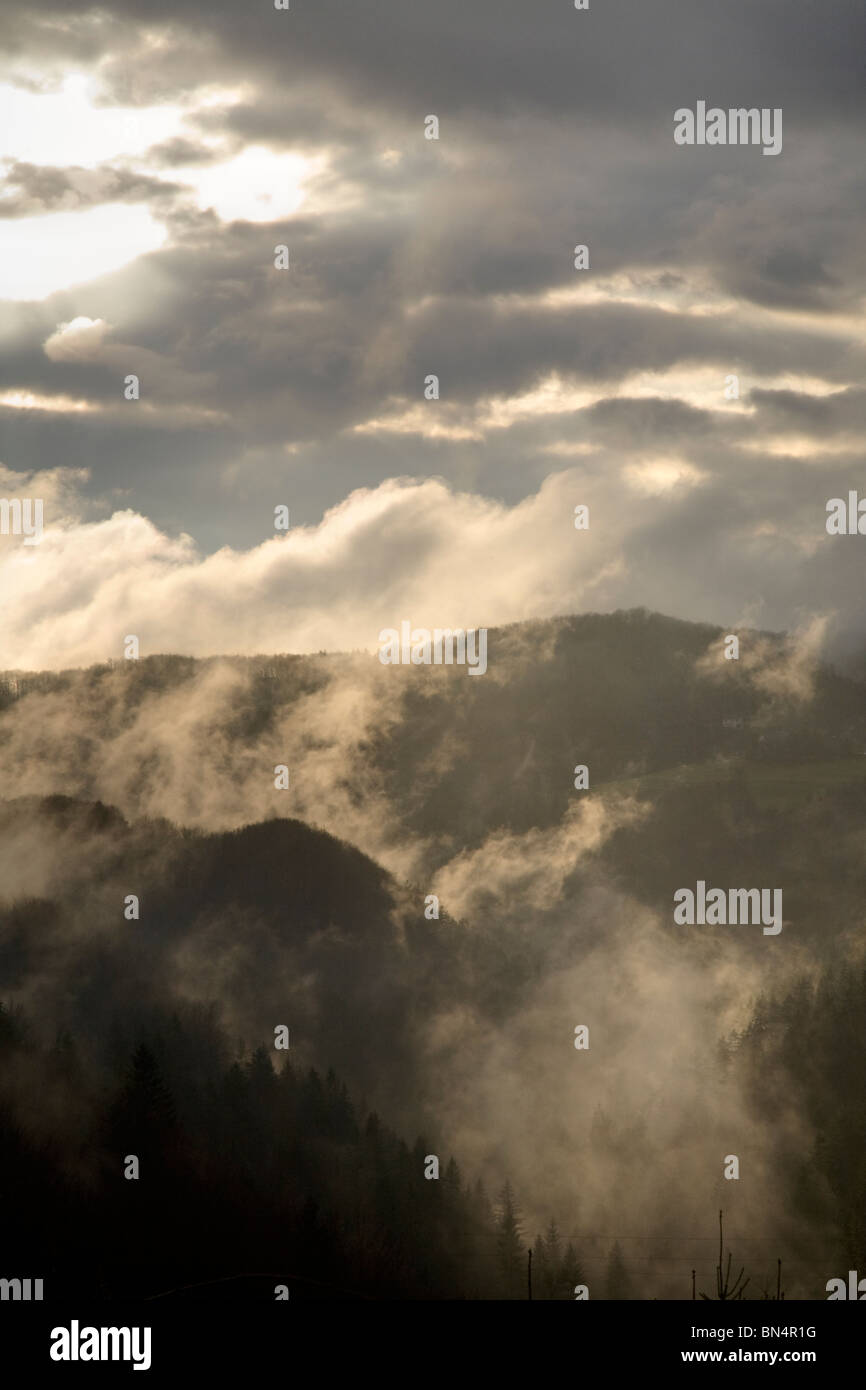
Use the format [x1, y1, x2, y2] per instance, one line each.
[0, 203, 167, 300]
[0, 74, 186, 166]
[167, 145, 324, 223]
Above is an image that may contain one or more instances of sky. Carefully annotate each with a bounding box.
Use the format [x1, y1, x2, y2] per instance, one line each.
[1, 0, 865, 669]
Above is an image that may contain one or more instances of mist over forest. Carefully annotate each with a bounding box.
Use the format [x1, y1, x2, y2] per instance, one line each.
[2, 608, 864, 1298]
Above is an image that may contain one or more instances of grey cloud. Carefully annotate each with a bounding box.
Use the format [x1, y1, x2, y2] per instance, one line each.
[32, 1, 866, 124]
[0, 161, 184, 218]
[145, 137, 229, 168]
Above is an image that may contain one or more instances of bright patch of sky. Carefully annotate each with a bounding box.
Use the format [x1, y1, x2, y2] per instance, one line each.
[0, 73, 186, 165]
[0, 73, 324, 298]
[0, 204, 167, 300]
[166, 145, 322, 223]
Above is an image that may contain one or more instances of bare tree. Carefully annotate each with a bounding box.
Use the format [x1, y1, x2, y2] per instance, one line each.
[700, 1210, 749, 1301]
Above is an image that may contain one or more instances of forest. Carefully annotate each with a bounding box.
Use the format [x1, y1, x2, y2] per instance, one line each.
[1, 610, 864, 1298]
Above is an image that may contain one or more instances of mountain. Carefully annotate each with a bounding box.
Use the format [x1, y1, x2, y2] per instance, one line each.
[2, 608, 866, 1297]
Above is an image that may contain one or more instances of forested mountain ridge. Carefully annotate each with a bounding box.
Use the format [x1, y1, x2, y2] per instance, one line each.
[2, 608, 865, 1297]
[2, 608, 865, 865]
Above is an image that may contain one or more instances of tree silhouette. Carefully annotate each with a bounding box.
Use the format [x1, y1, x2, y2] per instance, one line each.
[605, 1240, 633, 1300]
[700, 1211, 750, 1301]
[495, 1181, 525, 1298]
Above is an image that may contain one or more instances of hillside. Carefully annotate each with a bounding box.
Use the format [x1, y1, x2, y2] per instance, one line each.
[2, 609, 866, 1297]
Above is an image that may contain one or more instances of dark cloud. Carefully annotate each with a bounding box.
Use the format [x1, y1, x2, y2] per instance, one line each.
[29, 0, 866, 123]
[146, 136, 228, 168]
[0, 160, 184, 217]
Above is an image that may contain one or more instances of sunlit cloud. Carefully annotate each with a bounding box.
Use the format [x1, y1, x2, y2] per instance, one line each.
[0, 390, 96, 413]
[43, 316, 111, 361]
[352, 403, 483, 441]
[351, 367, 851, 444]
[623, 458, 708, 495]
[737, 431, 863, 458]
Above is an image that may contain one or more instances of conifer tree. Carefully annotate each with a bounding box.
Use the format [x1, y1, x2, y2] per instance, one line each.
[495, 1180, 525, 1298]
